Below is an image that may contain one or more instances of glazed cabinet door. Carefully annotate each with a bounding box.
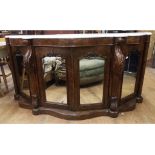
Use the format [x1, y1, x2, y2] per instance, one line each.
[35, 47, 73, 110]
[72, 46, 111, 111]
[120, 36, 150, 104]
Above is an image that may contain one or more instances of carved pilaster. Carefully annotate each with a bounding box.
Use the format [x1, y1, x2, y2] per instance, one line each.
[113, 44, 126, 75]
[110, 37, 127, 112]
[23, 42, 40, 109]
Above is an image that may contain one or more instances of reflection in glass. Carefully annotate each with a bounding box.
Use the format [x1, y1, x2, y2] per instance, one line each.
[15, 52, 30, 96]
[121, 72, 136, 97]
[121, 52, 139, 98]
[43, 56, 67, 104]
[79, 56, 105, 104]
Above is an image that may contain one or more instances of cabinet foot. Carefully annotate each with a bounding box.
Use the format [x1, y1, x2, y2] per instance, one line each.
[32, 108, 40, 115]
[136, 96, 143, 103]
[14, 94, 20, 100]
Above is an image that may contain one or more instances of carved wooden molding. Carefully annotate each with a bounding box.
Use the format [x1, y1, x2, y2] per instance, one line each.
[113, 38, 127, 75]
[113, 44, 126, 75]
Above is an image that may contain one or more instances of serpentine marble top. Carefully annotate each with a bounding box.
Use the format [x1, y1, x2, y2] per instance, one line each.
[5, 32, 151, 39]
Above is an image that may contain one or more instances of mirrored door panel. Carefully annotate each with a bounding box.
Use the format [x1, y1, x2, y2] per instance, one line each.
[79, 55, 105, 104]
[121, 52, 139, 98]
[42, 56, 67, 104]
[15, 51, 30, 96]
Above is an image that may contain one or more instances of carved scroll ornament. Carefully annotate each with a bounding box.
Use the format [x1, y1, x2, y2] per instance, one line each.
[113, 44, 126, 75]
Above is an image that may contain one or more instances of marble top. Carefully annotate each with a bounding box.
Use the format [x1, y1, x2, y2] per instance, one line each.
[5, 32, 152, 39]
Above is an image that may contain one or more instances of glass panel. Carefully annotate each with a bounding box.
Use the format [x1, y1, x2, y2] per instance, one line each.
[121, 52, 139, 98]
[15, 52, 30, 96]
[79, 56, 105, 104]
[43, 56, 67, 104]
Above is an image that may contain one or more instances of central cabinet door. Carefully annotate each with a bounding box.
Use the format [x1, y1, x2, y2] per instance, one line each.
[72, 46, 111, 110]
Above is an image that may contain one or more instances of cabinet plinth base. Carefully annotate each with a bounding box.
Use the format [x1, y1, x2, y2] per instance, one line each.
[32, 107, 119, 120]
[16, 96, 138, 120]
[18, 98, 32, 109]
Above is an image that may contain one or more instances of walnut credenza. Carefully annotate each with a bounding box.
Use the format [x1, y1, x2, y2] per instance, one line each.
[6, 33, 151, 120]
